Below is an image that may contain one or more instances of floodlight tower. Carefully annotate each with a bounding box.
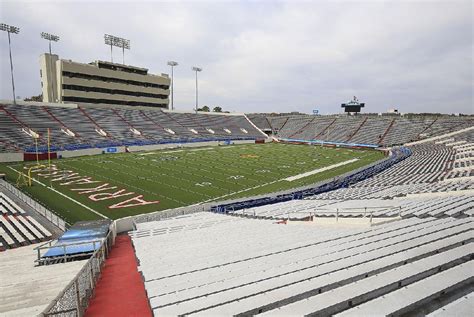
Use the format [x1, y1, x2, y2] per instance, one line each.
[192, 67, 202, 111]
[119, 37, 130, 64]
[1, 23, 20, 105]
[41, 32, 60, 102]
[104, 34, 130, 64]
[167, 61, 178, 110]
[40, 32, 60, 54]
[104, 34, 114, 63]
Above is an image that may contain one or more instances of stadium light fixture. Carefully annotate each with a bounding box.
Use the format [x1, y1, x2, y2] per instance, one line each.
[41, 32, 60, 54]
[167, 61, 178, 110]
[192, 67, 202, 111]
[104, 34, 130, 64]
[1, 23, 20, 105]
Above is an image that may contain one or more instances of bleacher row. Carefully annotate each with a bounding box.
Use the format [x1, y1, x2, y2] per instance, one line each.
[232, 194, 473, 220]
[318, 137, 473, 201]
[0, 103, 266, 153]
[129, 129, 473, 315]
[130, 212, 473, 316]
[212, 129, 471, 215]
[261, 114, 473, 146]
[0, 191, 52, 250]
[309, 180, 474, 200]
[0, 242, 86, 316]
[224, 131, 473, 222]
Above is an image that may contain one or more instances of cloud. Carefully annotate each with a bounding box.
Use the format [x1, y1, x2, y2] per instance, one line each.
[0, 0, 472, 114]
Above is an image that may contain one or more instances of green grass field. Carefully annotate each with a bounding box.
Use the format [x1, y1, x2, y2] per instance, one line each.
[0, 143, 383, 223]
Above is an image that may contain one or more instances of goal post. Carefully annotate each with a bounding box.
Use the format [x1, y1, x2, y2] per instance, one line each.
[16, 164, 48, 187]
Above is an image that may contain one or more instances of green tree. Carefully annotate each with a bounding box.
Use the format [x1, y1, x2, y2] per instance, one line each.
[24, 93, 43, 102]
[213, 106, 223, 112]
[198, 106, 210, 112]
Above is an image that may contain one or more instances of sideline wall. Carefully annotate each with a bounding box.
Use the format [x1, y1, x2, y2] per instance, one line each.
[0, 153, 23, 163]
[0, 139, 261, 163]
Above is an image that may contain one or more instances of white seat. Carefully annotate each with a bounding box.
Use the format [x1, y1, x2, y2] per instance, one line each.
[16, 215, 44, 240]
[0, 217, 25, 244]
[26, 216, 52, 237]
[8, 215, 35, 241]
[338, 261, 474, 316]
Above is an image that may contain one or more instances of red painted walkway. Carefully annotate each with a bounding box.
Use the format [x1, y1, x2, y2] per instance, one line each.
[85, 235, 152, 317]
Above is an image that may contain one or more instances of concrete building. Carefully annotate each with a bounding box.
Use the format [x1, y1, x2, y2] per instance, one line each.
[40, 54, 170, 108]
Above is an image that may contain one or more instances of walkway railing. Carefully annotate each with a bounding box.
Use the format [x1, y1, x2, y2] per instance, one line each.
[308, 206, 402, 223]
[34, 238, 106, 266]
[0, 179, 67, 230]
[40, 222, 116, 317]
[230, 206, 402, 223]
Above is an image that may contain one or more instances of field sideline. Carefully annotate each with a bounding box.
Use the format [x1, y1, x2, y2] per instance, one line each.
[0, 143, 384, 223]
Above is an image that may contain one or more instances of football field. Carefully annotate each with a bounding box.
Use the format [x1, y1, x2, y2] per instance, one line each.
[0, 143, 384, 223]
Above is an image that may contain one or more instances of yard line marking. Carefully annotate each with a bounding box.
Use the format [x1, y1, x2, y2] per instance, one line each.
[140, 150, 184, 156]
[200, 178, 282, 203]
[139, 146, 237, 156]
[7, 166, 109, 220]
[284, 158, 359, 181]
[188, 147, 214, 152]
[202, 158, 361, 203]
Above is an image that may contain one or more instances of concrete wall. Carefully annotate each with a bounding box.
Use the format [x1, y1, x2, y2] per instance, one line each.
[1, 138, 262, 162]
[49, 138, 259, 159]
[115, 217, 135, 233]
[115, 204, 209, 233]
[0, 153, 23, 163]
[127, 139, 257, 153]
[40, 54, 59, 103]
[57, 146, 126, 158]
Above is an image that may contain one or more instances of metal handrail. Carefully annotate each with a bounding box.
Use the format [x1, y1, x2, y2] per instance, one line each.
[309, 206, 403, 223]
[34, 238, 106, 265]
[40, 222, 116, 317]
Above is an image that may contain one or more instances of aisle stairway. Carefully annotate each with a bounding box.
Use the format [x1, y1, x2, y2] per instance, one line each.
[85, 235, 151, 317]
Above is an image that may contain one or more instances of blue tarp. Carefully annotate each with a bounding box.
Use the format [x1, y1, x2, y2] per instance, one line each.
[43, 219, 111, 258]
[43, 237, 104, 257]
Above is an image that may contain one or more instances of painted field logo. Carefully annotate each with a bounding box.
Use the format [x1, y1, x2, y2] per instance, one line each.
[26, 164, 160, 210]
[195, 182, 212, 187]
[240, 154, 260, 159]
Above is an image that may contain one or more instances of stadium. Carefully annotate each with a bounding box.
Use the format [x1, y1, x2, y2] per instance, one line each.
[0, 2, 473, 317]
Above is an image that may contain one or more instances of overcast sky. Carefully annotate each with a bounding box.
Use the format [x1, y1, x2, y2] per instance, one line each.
[0, 0, 472, 114]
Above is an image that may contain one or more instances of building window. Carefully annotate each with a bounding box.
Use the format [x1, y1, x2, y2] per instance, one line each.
[62, 96, 167, 108]
[62, 84, 168, 99]
[62, 71, 169, 90]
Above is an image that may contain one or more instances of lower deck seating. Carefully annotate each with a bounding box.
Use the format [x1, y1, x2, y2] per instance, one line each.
[0, 191, 52, 250]
[0, 243, 86, 315]
[0, 103, 266, 153]
[130, 213, 473, 316]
